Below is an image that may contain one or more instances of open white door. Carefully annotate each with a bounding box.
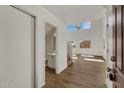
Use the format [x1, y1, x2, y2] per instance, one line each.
[0, 6, 34, 88]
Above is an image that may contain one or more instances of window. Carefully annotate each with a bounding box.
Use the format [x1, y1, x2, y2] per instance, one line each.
[80, 21, 92, 30]
[67, 24, 76, 32]
[67, 21, 92, 32]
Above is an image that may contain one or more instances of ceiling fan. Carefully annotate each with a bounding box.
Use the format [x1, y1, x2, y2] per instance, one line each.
[67, 21, 92, 32]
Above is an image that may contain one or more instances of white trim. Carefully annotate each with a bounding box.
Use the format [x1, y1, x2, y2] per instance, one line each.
[44, 21, 59, 74]
[55, 28, 59, 74]
[12, 6, 45, 88]
[35, 16, 45, 88]
[12, 5, 67, 87]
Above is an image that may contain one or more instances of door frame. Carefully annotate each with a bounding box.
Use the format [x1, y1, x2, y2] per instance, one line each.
[45, 21, 58, 74]
[106, 9, 113, 88]
[10, 5, 60, 88]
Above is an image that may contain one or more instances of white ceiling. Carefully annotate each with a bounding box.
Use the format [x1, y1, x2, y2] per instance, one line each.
[42, 5, 106, 24]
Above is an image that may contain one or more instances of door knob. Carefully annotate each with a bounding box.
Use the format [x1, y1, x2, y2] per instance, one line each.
[111, 56, 116, 62]
[109, 72, 114, 81]
[107, 67, 112, 72]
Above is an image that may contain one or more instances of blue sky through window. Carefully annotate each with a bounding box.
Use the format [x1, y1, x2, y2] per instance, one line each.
[80, 21, 92, 30]
[67, 21, 92, 32]
[67, 24, 76, 32]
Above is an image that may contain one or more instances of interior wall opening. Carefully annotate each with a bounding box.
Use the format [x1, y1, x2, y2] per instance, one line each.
[44, 22, 57, 86]
[66, 39, 107, 87]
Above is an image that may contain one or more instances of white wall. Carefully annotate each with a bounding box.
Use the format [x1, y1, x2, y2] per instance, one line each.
[67, 41, 73, 60]
[66, 19, 104, 56]
[45, 30, 55, 52]
[14, 5, 67, 87]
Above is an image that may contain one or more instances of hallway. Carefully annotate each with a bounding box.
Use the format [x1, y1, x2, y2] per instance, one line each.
[44, 55, 106, 88]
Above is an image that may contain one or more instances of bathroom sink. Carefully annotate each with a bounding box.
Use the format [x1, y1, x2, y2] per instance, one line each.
[48, 52, 56, 56]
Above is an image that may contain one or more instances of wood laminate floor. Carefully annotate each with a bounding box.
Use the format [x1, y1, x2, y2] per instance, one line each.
[43, 55, 106, 88]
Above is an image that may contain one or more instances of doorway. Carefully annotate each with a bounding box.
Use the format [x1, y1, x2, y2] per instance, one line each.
[66, 39, 106, 87]
[45, 22, 57, 85]
[67, 41, 77, 67]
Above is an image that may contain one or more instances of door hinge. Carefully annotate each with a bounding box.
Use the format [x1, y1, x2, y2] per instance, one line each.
[107, 49, 109, 53]
[107, 24, 109, 28]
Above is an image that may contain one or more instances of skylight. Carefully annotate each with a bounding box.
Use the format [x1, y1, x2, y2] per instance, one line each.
[67, 21, 92, 32]
[67, 24, 76, 32]
[80, 21, 92, 30]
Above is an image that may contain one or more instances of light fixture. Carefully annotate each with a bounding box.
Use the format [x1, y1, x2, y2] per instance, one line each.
[76, 24, 80, 30]
[71, 42, 74, 45]
[54, 33, 56, 37]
